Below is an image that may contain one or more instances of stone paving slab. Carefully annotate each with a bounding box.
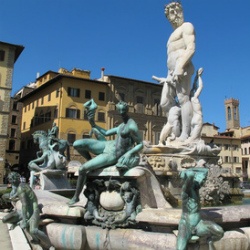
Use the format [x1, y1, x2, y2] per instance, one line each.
[0, 219, 13, 250]
[0, 212, 31, 250]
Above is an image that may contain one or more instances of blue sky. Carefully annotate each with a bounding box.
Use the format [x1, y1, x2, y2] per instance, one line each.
[1, 0, 250, 131]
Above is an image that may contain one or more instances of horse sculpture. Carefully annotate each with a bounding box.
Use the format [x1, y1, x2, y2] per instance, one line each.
[28, 130, 70, 188]
[33, 130, 70, 160]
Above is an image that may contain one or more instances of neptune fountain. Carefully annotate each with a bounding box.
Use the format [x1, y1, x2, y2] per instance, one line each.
[2, 2, 250, 250]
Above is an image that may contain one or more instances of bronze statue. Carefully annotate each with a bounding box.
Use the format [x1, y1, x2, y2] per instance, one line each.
[28, 130, 67, 188]
[177, 167, 224, 250]
[2, 172, 54, 249]
[68, 99, 143, 205]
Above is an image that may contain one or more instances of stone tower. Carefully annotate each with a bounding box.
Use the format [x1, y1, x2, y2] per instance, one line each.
[224, 98, 240, 129]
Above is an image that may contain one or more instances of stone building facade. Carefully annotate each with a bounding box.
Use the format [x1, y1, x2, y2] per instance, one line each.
[0, 41, 24, 183]
[5, 86, 35, 171]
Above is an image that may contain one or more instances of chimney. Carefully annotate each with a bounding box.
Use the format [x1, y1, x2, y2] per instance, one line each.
[101, 67, 105, 80]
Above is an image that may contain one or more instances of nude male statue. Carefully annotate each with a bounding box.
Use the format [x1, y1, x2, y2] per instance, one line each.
[153, 2, 195, 141]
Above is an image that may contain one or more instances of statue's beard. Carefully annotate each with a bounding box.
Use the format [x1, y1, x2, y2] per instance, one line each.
[172, 17, 183, 28]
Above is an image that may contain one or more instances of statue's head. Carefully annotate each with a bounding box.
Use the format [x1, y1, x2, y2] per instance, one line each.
[8, 172, 21, 185]
[116, 101, 129, 115]
[164, 1, 184, 28]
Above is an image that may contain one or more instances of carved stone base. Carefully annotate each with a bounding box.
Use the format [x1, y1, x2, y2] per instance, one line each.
[34, 169, 72, 190]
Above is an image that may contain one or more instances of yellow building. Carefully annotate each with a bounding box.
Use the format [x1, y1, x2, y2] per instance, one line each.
[201, 97, 250, 181]
[19, 68, 165, 169]
[201, 123, 242, 176]
[0, 41, 24, 184]
[241, 127, 250, 180]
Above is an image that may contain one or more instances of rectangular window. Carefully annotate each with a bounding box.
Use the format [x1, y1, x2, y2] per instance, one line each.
[23, 122, 26, 130]
[99, 92, 105, 101]
[9, 140, 15, 151]
[0, 50, 5, 61]
[233, 157, 239, 163]
[67, 133, 76, 145]
[10, 128, 16, 137]
[56, 88, 60, 98]
[225, 156, 229, 163]
[11, 115, 17, 124]
[41, 97, 44, 105]
[48, 93, 51, 102]
[32, 102, 35, 109]
[97, 112, 105, 122]
[85, 90, 91, 99]
[66, 108, 80, 119]
[13, 102, 18, 110]
[68, 87, 80, 97]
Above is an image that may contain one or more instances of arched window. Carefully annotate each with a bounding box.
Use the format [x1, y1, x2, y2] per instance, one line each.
[66, 105, 80, 119]
[227, 106, 231, 120]
[234, 107, 237, 120]
[67, 131, 76, 145]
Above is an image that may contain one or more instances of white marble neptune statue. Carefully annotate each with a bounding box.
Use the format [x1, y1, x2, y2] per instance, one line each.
[153, 1, 196, 142]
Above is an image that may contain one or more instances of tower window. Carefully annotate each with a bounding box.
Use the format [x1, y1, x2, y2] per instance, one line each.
[227, 106, 231, 120]
[234, 107, 237, 120]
